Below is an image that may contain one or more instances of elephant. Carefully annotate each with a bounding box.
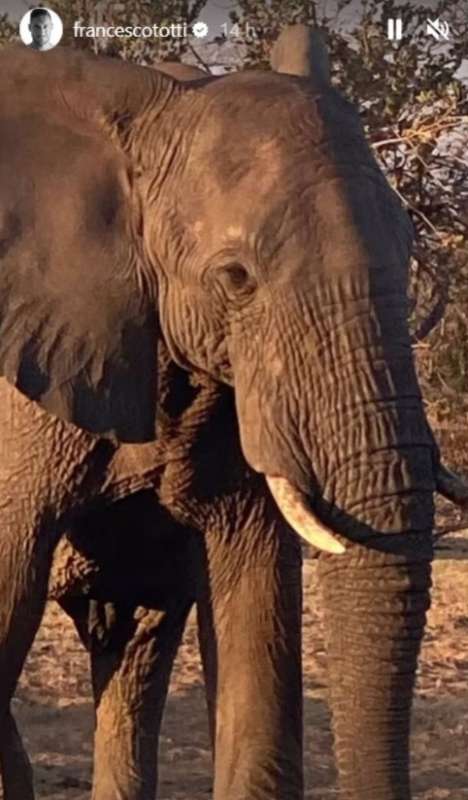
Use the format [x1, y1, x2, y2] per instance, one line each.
[0, 22, 466, 800]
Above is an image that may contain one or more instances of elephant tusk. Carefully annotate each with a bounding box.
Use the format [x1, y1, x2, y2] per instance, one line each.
[266, 476, 345, 554]
[436, 464, 468, 506]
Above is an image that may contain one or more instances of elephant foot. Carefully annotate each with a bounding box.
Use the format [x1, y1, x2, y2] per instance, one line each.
[0, 708, 35, 800]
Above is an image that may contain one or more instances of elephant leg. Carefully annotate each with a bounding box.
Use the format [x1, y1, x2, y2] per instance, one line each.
[77, 598, 192, 800]
[0, 516, 66, 800]
[196, 507, 304, 800]
[0, 708, 34, 800]
[0, 382, 115, 797]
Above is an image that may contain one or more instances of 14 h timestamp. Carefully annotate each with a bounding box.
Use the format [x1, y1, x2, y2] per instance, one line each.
[220, 22, 258, 41]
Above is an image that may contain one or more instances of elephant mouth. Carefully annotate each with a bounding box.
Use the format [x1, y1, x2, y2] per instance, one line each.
[267, 465, 468, 554]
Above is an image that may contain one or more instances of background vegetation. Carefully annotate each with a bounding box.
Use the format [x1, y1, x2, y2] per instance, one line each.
[1, 0, 467, 424]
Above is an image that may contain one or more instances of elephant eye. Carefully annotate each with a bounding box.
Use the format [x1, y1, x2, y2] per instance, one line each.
[218, 263, 255, 295]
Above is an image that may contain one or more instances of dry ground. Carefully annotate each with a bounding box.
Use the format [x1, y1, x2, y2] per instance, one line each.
[9, 532, 468, 799]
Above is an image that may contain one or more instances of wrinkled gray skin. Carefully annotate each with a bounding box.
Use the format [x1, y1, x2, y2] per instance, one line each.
[0, 25, 461, 800]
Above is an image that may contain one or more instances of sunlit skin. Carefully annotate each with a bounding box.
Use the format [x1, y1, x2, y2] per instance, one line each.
[28, 12, 53, 51]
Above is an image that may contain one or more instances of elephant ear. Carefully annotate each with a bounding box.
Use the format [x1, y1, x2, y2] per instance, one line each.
[270, 24, 330, 87]
[0, 45, 178, 442]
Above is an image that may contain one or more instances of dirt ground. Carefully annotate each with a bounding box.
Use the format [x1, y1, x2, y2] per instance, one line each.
[9, 526, 468, 799]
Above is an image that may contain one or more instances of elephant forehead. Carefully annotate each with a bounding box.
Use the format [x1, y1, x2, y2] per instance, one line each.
[188, 103, 368, 206]
[190, 80, 327, 173]
[184, 179, 284, 249]
[186, 132, 287, 199]
[185, 163, 351, 239]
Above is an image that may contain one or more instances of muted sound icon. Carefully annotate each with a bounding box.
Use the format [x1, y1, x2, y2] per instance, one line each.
[426, 18, 450, 40]
[387, 18, 403, 41]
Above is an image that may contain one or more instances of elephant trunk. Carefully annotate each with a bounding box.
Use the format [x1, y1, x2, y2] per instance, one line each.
[318, 539, 430, 800]
[318, 374, 433, 799]
[312, 406, 432, 799]
[307, 370, 433, 798]
[271, 402, 433, 799]
[305, 365, 433, 799]
[233, 289, 436, 798]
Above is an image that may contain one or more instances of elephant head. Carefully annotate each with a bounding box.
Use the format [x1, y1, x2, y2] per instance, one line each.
[0, 27, 465, 798]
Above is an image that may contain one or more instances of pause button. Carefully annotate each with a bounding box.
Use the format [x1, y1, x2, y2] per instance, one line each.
[387, 18, 403, 40]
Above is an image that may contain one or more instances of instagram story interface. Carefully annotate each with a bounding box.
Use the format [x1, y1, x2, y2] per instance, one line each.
[0, 2, 467, 799]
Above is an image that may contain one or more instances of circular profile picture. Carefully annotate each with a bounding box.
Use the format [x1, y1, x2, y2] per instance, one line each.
[19, 7, 63, 51]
